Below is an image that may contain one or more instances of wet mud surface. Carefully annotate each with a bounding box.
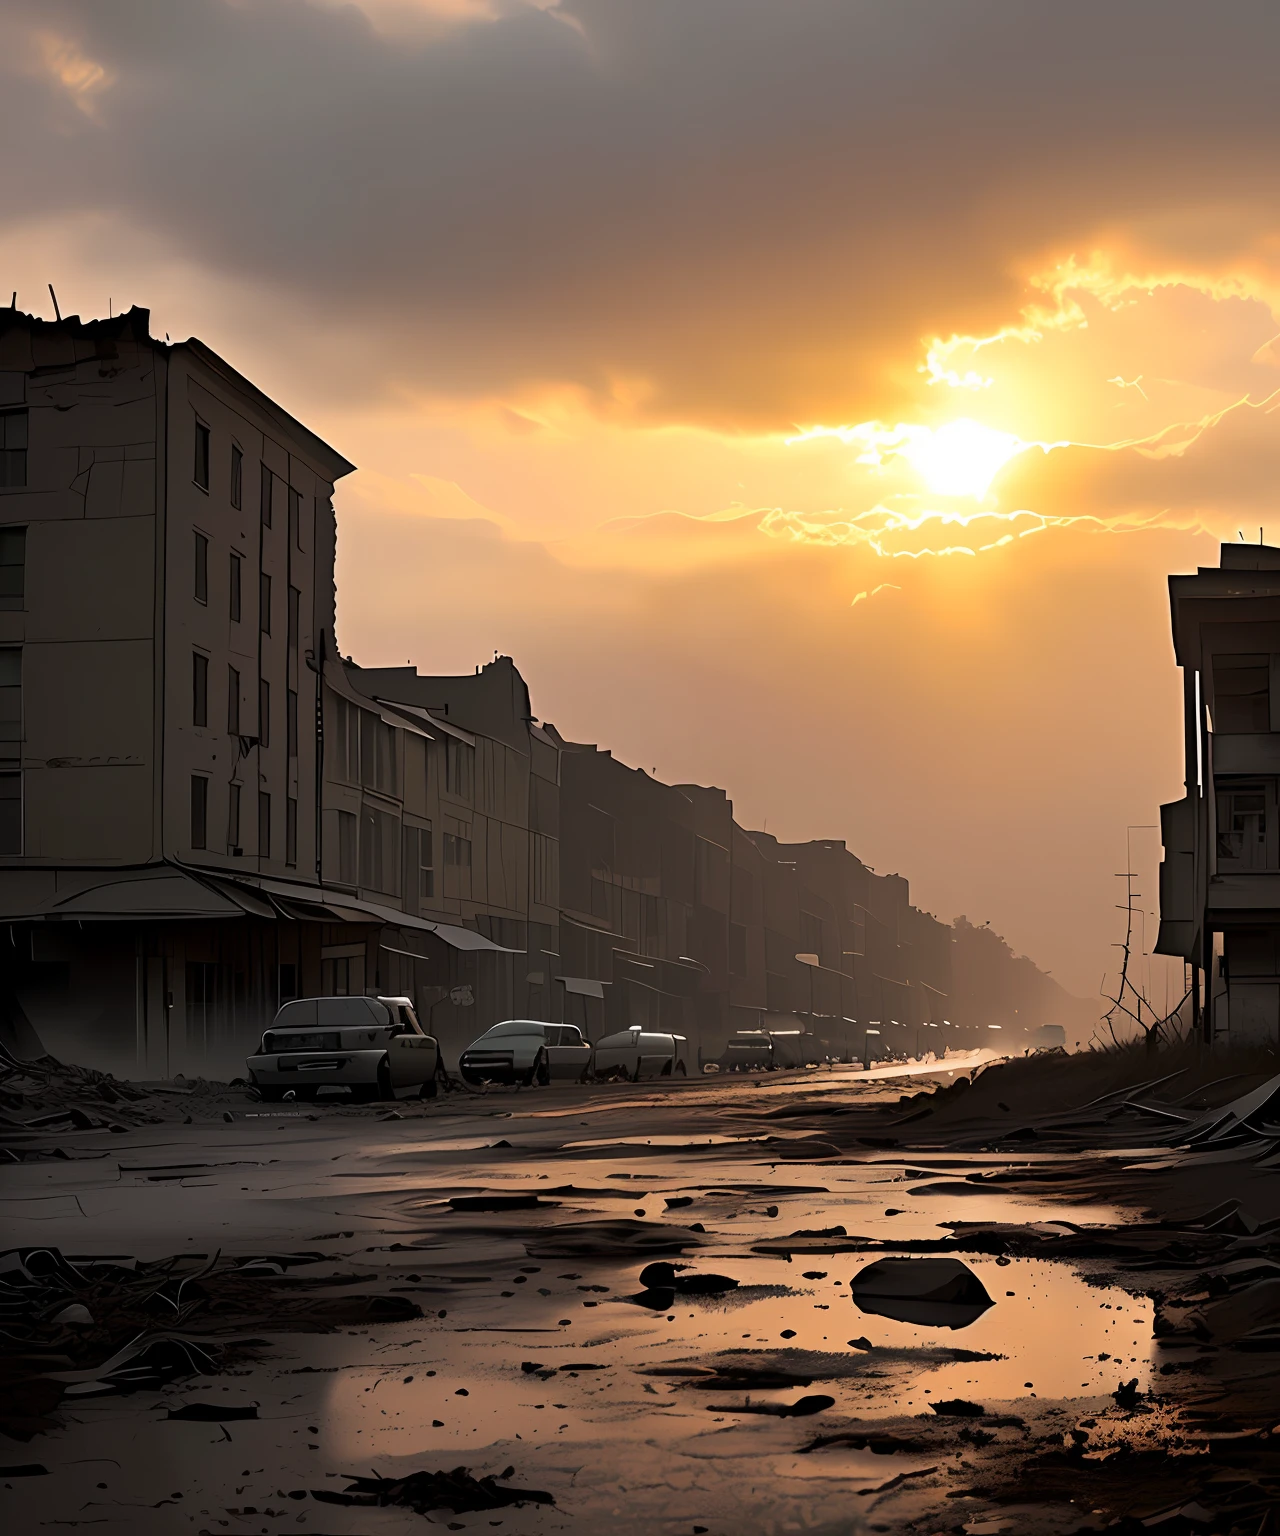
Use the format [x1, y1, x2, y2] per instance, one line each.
[4, 1049, 1280, 1534]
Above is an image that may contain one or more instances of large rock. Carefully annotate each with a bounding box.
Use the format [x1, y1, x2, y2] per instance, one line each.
[850, 1257, 994, 1330]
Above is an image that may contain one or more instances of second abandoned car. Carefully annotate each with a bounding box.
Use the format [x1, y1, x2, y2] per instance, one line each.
[458, 1020, 592, 1085]
[592, 1025, 690, 1080]
[245, 995, 442, 1101]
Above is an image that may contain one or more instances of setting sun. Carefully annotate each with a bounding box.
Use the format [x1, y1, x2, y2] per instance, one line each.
[790, 416, 1035, 498]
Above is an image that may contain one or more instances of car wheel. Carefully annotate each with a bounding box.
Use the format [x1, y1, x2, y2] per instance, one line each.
[420, 1075, 439, 1100]
[376, 1057, 395, 1102]
[535, 1050, 551, 1087]
[258, 1085, 284, 1102]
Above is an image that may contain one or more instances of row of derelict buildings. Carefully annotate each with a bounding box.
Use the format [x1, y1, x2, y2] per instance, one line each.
[0, 305, 1084, 1077]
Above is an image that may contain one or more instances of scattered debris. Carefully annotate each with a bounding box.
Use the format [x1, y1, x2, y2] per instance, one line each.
[706, 1393, 834, 1417]
[310, 1466, 554, 1515]
[166, 1403, 258, 1422]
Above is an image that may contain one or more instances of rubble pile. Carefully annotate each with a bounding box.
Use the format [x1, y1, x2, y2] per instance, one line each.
[0, 1245, 422, 1442]
[0, 1043, 255, 1147]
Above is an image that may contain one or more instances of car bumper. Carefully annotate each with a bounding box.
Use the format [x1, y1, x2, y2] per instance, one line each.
[246, 1049, 387, 1087]
[458, 1051, 529, 1084]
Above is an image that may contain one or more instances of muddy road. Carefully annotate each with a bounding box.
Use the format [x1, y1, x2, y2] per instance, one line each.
[3, 1052, 1277, 1534]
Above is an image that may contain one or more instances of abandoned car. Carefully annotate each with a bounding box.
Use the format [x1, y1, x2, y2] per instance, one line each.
[245, 995, 442, 1101]
[592, 1025, 690, 1080]
[458, 1020, 592, 1085]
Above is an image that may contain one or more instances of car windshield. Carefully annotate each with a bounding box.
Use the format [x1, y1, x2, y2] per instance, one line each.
[477, 1020, 547, 1040]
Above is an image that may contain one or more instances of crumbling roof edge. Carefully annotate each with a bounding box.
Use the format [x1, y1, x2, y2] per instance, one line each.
[182, 337, 355, 481]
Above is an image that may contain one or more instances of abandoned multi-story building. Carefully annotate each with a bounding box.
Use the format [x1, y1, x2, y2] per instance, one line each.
[1157, 541, 1280, 1044]
[0, 304, 1084, 1078]
[0, 305, 517, 1077]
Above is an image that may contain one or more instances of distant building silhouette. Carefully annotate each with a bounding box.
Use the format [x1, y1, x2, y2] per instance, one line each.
[0, 305, 1084, 1074]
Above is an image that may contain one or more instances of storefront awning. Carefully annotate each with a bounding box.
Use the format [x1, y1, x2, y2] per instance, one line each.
[559, 976, 605, 999]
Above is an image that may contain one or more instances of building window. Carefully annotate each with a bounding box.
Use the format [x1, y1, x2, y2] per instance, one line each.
[192, 651, 208, 727]
[1217, 784, 1272, 870]
[729, 921, 748, 977]
[190, 775, 208, 849]
[230, 445, 243, 509]
[445, 738, 474, 800]
[288, 585, 300, 653]
[0, 410, 28, 489]
[227, 665, 240, 735]
[357, 710, 397, 795]
[337, 809, 357, 883]
[0, 526, 26, 610]
[228, 782, 241, 851]
[194, 530, 208, 604]
[402, 824, 435, 913]
[419, 827, 434, 898]
[286, 795, 298, 866]
[0, 647, 20, 768]
[260, 462, 273, 527]
[258, 791, 271, 859]
[260, 571, 271, 634]
[288, 486, 301, 549]
[259, 677, 270, 748]
[360, 804, 400, 895]
[1214, 654, 1270, 734]
[330, 694, 359, 782]
[287, 688, 298, 758]
[533, 832, 557, 907]
[193, 418, 210, 491]
[0, 770, 20, 853]
[229, 552, 242, 622]
[443, 830, 472, 898]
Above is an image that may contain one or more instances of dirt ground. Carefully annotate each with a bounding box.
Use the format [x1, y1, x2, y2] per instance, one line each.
[3, 1044, 1280, 1536]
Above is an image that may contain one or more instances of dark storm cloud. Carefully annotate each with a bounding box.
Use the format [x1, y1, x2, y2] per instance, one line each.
[5, 0, 1280, 420]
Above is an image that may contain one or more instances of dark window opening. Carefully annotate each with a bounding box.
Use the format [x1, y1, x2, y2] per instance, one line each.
[228, 782, 241, 850]
[227, 665, 240, 735]
[0, 648, 20, 768]
[192, 651, 208, 727]
[259, 678, 270, 748]
[229, 552, 242, 622]
[1217, 783, 1272, 870]
[260, 571, 271, 634]
[0, 410, 28, 489]
[190, 775, 208, 849]
[337, 809, 357, 883]
[288, 486, 301, 549]
[445, 738, 475, 800]
[0, 526, 26, 610]
[194, 530, 208, 604]
[286, 795, 298, 866]
[730, 921, 748, 977]
[0, 772, 20, 853]
[230, 445, 243, 509]
[193, 418, 210, 490]
[260, 462, 273, 527]
[288, 585, 300, 653]
[287, 688, 298, 758]
[258, 790, 271, 859]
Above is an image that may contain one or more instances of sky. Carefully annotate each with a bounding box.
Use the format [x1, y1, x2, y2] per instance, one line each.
[6, 0, 1280, 1003]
